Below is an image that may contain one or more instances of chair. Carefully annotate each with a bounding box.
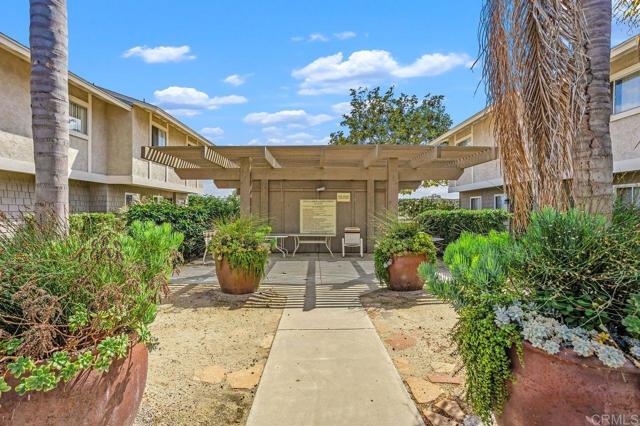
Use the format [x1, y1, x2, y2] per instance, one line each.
[202, 229, 217, 264]
[342, 227, 363, 258]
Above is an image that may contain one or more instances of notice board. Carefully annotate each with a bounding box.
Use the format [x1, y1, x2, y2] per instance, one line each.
[300, 200, 336, 235]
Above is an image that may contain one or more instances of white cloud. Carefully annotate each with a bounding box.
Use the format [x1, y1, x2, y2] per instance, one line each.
[309, 33, 329, 42]
[165, 108, 202, 117]
[201, 127, 224, 138]
[243, 110, 333, 127]
[246, 131, 330, 146]
[153, 86, 247, 115]
[292, 50, 472, 95]
[334, 31, 356, 40]
[331, 101, 351, 115]
[293, 32, 357, 43]
[223, 74, 247, 86]
[123, 45, 196, 63]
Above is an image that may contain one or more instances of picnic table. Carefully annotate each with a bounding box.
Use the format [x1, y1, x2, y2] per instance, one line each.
[266, 234, 289, 257]
[290, 233, 335, 256]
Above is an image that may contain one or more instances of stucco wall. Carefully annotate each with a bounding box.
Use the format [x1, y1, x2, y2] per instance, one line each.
[0, 48, 31, 138]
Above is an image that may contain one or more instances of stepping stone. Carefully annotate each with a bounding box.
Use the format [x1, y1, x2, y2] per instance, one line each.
[434, 399, 466, 421]
[384, 332, 417, 351]
[427, 374, 464, 385]
[405, 377, 442, 404]
[228, 363, 265, 389]
[430, 361, 457, 374]
[423, 410, 459, 426]
[393, 357, 413, 375]
[193, 365, 226, 384]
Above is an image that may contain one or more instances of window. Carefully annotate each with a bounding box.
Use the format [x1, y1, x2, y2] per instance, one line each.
[69, 101, 88, 135]
[616, 186, 640, 206]
[470, 196, 482, 210]
[494, 194, 509, 210]
[125, 193, 140, 207]
[152, 126, 167, 147]
[613, 70, 640, 114]
[457, 138, 471, 147]
[152, 195, 168, 204]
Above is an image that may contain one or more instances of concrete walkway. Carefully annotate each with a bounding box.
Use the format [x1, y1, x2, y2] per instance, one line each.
[246, 254, 424, 426]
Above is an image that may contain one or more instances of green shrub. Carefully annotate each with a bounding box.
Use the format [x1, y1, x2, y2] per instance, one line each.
[373, 218, 437, 285]
[208, 216, 272, 278]
[415, 209, 511, 246]
[0, 219, 183, 395]
[399, 197, 458, 218]
[125, 195, 239, 259]
[418, 231, 520, 422]
[511, 207, 640, 336]
[69, 212, 123, 235]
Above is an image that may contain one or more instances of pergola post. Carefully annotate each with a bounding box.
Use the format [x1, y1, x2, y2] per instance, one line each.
[366, 179, 375, 251]
[240, 158, 251, 216]
[386, 158, 399, 214]
[260, 179, 269, 219]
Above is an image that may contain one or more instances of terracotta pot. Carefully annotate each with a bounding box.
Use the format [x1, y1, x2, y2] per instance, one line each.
[0, 342, 148, 426]
[497, 342, 640, 426]
[387, 253, 427, 291]
[215, 257, 261, 294]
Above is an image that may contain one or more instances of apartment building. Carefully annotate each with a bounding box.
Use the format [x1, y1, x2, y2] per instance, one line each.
[432, 35, 640, 210]
[0, 32, 209, 217]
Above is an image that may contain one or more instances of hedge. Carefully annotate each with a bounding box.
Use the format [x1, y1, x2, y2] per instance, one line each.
[69, 213, 123, 235]
[399, 197, 458, 218]
[415, 209, 511, 246]
[124, 195, 239, 260]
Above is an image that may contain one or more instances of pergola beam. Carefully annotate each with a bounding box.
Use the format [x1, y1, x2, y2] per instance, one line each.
[175, 166, 464, 181]
[410, 146, 439, 168]
[456, 147, 498, 169]
[362, 145, 380, 168]
[263, 147, 281, 168]
[202, 146, 239, 169]
[141, 146, 197, 169]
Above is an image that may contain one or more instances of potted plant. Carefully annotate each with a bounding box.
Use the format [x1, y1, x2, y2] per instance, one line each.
[0, 219, 183, 426]
[420, 206, 640, 425]
[374, 218, 437, 291]
[209, 217, 272, 295]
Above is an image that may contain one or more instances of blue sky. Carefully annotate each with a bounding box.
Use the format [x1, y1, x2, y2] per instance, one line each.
[1, 1, 636, 196]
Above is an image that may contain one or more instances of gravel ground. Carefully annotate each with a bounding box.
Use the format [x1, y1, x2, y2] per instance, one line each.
[134, 267, 284, 426]
[361, 287, 473, 424]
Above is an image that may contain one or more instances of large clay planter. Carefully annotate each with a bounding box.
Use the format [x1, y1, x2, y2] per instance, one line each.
[387, 253, 427, 291]
[497, 342, 640, 426]
[0, 342, 148, 426]
[215, 257, 261, 294]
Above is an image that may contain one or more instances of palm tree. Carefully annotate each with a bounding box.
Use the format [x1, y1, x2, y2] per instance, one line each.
[479, 0, 614, 225]
[29, 0, 69, 231]
[615, 0, 640, 26]
[573, 0, 614, 216]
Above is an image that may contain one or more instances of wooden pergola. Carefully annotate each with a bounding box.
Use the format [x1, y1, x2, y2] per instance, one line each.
[143, 144, 497, 252]
[142, 144, 497, 214]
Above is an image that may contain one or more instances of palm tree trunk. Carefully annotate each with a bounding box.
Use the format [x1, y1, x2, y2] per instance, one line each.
[574, 0, 614, 217]
[29, 0, 69, 231]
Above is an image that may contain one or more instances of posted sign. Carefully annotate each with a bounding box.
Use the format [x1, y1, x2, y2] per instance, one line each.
[336, 192, 351, 202]
[300, 200, 336, 235]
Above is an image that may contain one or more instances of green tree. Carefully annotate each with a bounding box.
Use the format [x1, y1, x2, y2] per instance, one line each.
[329, 87, 452, 145]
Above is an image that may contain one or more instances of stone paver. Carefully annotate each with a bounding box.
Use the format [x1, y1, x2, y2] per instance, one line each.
[247, 254, 424, 426]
